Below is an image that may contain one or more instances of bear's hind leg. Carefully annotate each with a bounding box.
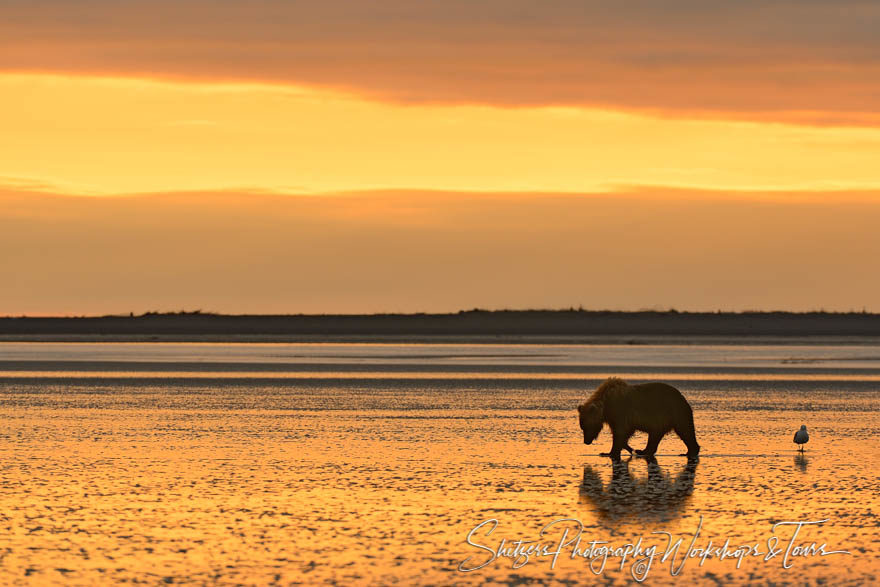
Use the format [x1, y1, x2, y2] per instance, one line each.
[674, 420, 700, 458]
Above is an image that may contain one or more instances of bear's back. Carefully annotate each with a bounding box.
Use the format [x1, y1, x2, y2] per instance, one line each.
[606, 381, 693, 432]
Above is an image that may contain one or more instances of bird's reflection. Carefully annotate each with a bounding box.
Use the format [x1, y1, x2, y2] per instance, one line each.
[578, 458, 697, 523]
[794, 453, 809, 472]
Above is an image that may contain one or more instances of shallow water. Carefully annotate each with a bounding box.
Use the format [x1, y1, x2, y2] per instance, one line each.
[0, 342, 877, 585]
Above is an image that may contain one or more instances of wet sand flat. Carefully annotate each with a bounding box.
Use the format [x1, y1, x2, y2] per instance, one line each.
[0, 342, 877, 585]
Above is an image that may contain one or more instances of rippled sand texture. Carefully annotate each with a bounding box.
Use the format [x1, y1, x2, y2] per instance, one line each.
[0, 342, 877, 585]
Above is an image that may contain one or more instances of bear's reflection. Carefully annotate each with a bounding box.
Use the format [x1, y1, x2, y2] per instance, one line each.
[578, 459, 697, 523]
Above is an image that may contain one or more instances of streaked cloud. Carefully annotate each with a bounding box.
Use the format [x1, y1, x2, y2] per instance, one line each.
[4, 2, 879, 315]
[2, 1, 879, 124]
[3, 187, 879, 315]
[4, 73, 880, 196]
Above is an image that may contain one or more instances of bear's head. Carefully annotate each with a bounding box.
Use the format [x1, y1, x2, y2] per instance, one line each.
[577, 401, 603, 444]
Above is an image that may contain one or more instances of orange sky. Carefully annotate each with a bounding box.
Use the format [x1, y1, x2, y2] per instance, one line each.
[2, 1, 879, 314]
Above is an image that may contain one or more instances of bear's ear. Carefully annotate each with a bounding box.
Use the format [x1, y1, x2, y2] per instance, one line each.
[577, 403, 585, 413]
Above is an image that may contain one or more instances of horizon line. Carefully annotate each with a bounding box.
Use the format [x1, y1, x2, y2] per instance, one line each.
[4, 308, 878, 320]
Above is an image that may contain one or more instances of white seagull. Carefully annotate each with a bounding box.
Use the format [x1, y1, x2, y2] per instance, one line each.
[793, 425, 809, 452]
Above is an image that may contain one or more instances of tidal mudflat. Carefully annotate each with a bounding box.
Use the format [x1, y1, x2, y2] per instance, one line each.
[0, 342, 877, 584]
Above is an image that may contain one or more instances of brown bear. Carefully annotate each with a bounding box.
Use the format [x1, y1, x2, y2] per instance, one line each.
[577, 377, 700, 460]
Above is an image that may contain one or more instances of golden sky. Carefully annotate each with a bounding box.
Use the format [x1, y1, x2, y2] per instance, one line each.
[2, 1, 879, 314]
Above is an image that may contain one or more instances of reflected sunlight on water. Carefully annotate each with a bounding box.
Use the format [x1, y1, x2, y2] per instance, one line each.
[5, 370, 880, 382]
[0, 342, 877, 584]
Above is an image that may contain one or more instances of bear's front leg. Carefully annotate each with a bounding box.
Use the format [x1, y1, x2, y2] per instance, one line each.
[605, 444, 634, 456]
[636, 431, 663, 458]
[600, 429, 631, 461]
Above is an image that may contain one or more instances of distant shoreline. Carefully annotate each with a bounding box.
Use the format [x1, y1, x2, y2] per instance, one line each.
[2, 310, 880, 344]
